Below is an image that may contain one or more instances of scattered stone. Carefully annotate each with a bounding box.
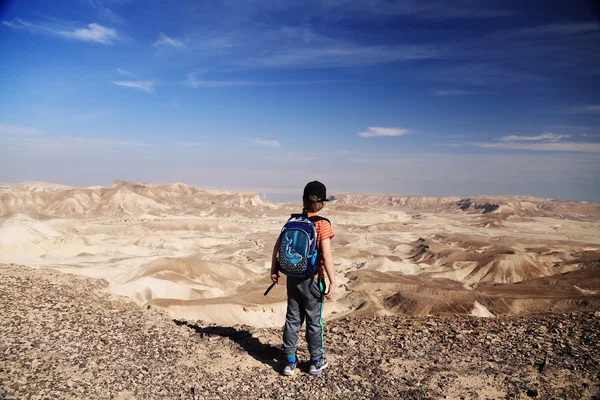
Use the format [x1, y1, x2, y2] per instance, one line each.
[1, 263, 599, 400]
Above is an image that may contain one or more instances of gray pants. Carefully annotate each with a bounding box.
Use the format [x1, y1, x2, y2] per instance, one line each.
[282, 276, 325, 360]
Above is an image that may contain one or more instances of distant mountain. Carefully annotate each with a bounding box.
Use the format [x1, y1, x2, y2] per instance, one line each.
[0, 180, 274, 219]
[332, 193, 600, 219]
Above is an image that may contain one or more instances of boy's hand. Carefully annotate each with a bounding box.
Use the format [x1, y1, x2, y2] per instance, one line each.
[270, 274, 279, 286]
[325, 283, 336, 300]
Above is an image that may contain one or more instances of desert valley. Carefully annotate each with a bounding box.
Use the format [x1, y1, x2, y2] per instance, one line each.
[1, 180, 599, 326]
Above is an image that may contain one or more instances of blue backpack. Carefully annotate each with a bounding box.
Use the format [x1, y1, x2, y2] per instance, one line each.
[276, 214, 330, 278]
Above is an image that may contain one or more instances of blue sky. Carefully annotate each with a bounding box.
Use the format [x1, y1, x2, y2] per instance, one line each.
[1, 0, 599, 201]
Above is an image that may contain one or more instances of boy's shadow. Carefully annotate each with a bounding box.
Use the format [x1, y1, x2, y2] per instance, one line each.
[174, 320, 281, 372]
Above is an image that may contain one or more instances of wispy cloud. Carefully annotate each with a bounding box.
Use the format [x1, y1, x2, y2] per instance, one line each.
[358, 127, 408, 138]
[516, 22, 600, 36]
[434, 89, 475, 96]
[472, 132, 598, 153]
[0, 124, 41, 135]
[251, 43, 438, 68]
[83, 0, 124, 25]
[113, 80, 155, 92]
[184, 72, 340, 88]
[5, 134, 151, 151]
[116, 68, 136, 77]
[63, 137, 150, 148]
[251, 138, 280, 147]
[2, 19, 119, 44]
[185, 73, 254, 88]
[242, 1, 517, 21]
[175, 141, 207, 147]
[567, 105, 600, 114]
[472, 141, 600, 153]
[2, 18, 55, 35]
[178, 25, 438, 69]
[154, 32, 186, 49]
[499, 133, 570, 142]
[424, 62, 546, 87]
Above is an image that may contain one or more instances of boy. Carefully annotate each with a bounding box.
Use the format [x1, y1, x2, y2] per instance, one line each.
[270, 181, 336, 376]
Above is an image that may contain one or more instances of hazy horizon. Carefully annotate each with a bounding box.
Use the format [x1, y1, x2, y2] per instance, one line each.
[2, 177, 599, 203]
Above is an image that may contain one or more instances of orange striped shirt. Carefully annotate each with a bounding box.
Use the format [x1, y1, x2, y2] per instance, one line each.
[312, 218, 334, 278]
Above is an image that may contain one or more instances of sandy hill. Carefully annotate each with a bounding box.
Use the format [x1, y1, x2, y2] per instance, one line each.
[112, 256, 258, 303]
[1, 264, 599, 400]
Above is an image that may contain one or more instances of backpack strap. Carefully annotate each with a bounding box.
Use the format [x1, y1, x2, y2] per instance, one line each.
[289, 213, 302, 221]
[289, 214, 331, 225]
[318, 276, 327, 296]
[308, 216, 330, 225]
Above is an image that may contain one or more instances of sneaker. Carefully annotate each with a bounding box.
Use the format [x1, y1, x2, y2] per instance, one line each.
[282, 355, 298, 376]
[309, 356, 329, 375]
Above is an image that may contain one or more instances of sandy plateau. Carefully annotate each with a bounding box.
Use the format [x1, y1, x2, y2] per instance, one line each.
[1, 180, 600, 328]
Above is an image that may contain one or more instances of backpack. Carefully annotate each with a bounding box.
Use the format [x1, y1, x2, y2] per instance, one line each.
[276, 214, 330, 278]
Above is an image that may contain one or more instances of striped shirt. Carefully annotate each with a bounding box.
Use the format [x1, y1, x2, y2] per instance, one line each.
[312, 217, 335, 278]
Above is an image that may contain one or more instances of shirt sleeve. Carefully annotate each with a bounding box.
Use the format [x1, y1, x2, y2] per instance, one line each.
[316, 220, 334, 244]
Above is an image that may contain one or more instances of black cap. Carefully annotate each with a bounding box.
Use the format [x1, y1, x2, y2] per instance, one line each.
[303, 181, 329, 202]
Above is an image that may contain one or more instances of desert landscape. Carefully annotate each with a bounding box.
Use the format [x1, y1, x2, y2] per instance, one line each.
[1, 180, 599, 326]
[1, 180, 600, 399]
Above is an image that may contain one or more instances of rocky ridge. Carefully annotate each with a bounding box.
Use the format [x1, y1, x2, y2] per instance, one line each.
[0, 180, 271, 219]
[2, 264, 600, 400]
[333, 193, 600, 220]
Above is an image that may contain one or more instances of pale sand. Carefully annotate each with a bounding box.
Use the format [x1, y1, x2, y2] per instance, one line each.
[1, 180, 599, 327]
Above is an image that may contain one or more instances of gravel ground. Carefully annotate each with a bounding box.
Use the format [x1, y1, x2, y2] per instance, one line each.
[1, 263, 599, 400]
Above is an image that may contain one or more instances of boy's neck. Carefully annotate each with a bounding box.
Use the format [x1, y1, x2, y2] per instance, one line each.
[307, 212, 319, 217]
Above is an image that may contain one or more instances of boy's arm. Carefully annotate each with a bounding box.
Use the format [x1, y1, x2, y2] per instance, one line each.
[270, 238, 280, 284]
[320, 238, 336, 300]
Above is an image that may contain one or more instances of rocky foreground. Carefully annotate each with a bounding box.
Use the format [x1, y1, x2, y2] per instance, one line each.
[1, 264, 599, 400]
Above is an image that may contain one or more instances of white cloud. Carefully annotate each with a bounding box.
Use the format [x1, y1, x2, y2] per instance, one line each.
[113, 80, 155, 92]
[59, 23, 118, 44]
[358, 127, 408, 138]
[472, 141, 600, 153]
[154, 33, 186, 49]
[252, 138, 280, 147]
[0, 124, 41, 135]
[499, 133, 570, 142]
[3, 19, 119, 44]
